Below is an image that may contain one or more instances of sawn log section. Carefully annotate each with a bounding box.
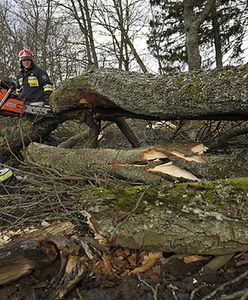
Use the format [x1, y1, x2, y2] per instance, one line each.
[50, 66, 248, 120]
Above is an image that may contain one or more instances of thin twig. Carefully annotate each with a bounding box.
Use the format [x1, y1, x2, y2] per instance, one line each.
[221, 288, 248, 300]
[137, 273, 160, 300]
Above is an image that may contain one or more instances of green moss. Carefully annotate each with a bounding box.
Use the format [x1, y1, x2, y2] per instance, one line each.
[81, 177, 248, 215]
[224, 69, 235, 80]
[238, 64, 248, 73]
[226, 177, 248, 193]
[82, 187, 116, 199]
[185, 82, 201, 96]
[114, 186, 147, 211]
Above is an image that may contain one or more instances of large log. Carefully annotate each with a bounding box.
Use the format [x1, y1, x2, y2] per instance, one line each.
[50, 66, 248, 120]
[25, 142, 248, 182]
[79, 179, 248, 255]
[23, 143, 248, 255]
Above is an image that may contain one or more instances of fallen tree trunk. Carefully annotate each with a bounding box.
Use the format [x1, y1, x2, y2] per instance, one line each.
[25, 142, 248, 182]
[23, 143, 248, 255]
[2, 66, 248, 158]
[79, 179, 248, 255]
[50, 66, 248, 120]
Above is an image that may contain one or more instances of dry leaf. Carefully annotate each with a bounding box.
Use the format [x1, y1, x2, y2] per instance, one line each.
[102, 254, 115, 275]
[183, 255, 209, 264]
[129, 252, 162, 275]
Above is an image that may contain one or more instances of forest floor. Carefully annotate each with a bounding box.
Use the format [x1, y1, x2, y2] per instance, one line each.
[0, 230, 248, 300]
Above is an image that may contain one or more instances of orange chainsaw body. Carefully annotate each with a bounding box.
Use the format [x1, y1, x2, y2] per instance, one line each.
[0, 87, 25, 116]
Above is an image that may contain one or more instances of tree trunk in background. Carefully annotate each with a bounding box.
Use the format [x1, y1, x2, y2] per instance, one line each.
[212, 0, 223, 68]
[83, 0, 98, 67]
[183, 0, 215, 70]
[112, 0, 148, 73]
[183, 0, 202, 70]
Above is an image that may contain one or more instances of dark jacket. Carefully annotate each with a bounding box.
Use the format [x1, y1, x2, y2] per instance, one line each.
[16, 62, 54, 104]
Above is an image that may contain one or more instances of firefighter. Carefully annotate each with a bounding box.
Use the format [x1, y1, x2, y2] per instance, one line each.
[16, 48, 54, 106]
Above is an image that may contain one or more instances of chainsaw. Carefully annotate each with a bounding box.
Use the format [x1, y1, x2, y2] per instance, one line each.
[0, 83, 55, 192]
[0, 85, 54, 117]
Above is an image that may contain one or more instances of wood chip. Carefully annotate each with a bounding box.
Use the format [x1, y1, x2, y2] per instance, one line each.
[147, 162, 200, 181]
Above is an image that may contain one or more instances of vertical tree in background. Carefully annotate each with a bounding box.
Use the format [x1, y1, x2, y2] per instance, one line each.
[148, 0, 248, 72]
[0, 1, 23, 79]
[59, 0, 98, 67]
[183, 0, 215, 70]
[211, 0, 222, 68]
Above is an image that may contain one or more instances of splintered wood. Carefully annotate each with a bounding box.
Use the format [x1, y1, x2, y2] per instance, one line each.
[26, 142, 209, 183]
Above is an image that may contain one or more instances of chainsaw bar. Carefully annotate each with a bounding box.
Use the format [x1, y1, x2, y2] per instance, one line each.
[24, 104, 54, 117]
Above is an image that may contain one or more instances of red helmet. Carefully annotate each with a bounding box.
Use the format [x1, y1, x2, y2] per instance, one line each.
[18, 48, 34, 62]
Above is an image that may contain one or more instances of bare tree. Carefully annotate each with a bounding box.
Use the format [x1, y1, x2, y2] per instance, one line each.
[0, 1, 23, 79]
[57, 0, 98, 68]
[95, 0, 148, 72]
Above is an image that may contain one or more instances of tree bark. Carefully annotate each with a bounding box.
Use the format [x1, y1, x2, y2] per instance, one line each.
[0, 116, 61, 158]
[0, 109, 87, 158]
[212, 0, 223, 68]
[79, 179, 248, 255]
[183, 0, 202, 70]
[49, 67, 248, 121]
[25, 142, 248, 182]
[183, 0, 215, 70]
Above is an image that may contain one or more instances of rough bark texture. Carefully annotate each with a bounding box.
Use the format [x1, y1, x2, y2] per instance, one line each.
[79, 179, 248, 255]
[50, 66, 248, 120]
[25, 142, 248, 182]
[183, 0, 215, 70]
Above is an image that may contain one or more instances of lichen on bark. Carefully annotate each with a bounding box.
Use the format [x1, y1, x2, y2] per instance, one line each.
[80, 177, 248, 254]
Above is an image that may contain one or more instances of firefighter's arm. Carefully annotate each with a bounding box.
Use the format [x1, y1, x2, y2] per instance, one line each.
[39, 70, 54, 103]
